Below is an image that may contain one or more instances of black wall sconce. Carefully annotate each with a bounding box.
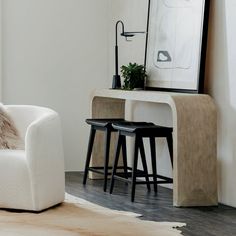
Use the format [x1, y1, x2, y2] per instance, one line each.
[112, 20, 145, 89]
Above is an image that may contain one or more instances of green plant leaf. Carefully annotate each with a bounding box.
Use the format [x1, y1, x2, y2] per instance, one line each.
[121, 62, 147, 90]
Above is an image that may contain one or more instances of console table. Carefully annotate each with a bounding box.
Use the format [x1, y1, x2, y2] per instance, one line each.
[90, 89, 217, 207]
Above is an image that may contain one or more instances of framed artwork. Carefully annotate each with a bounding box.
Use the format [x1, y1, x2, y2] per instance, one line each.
[144, 0, 210, 93]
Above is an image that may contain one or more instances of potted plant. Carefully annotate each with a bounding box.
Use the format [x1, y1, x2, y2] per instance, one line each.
[121, 62, 147, 90]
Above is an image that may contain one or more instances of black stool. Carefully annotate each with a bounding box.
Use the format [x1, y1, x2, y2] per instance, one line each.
[83, 118, 126, 192]
[110, 121, 173, 202]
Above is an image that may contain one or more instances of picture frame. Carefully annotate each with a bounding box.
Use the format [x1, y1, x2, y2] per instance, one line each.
[144, 0, 210, 93]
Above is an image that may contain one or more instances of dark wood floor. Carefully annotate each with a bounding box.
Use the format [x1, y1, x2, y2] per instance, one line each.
[65, 172, 236, 236]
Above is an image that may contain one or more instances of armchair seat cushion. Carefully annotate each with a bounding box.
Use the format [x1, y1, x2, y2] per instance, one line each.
[0, 150, 33, 209]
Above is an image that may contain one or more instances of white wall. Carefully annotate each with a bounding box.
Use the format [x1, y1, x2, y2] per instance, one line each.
[2, 0, 109, 170]
[108, 0, 148, 77]
[0, 1, 2, 99]
[205, 0, 236, 207]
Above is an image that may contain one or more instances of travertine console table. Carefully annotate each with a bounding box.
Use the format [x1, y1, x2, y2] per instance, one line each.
[90, 89, 217, 207]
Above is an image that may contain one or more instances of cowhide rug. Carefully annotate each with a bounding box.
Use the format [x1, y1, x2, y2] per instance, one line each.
[0, 193, 186, 236]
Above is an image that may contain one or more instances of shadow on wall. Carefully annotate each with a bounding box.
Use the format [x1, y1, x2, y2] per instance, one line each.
[205, 0, 236, 206]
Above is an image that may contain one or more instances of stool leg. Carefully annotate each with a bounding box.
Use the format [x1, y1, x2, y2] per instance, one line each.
[121, 135, 128, 179]
[110, 133, 122, 194]
[149, 137, 157, 193]
[103, 129, 111, 192]
[166, 134, 173, 168]
[83, 127, 96, 185]
[138, 137, 151, 191]
[131, 135, 139, 202]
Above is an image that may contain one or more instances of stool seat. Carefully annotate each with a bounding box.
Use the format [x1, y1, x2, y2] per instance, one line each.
[112, 122, 173, 135]
[86, 118, 124, 128]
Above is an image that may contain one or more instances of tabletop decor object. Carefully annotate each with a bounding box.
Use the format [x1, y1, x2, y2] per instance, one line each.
[112, 20, 145, 89]
[144, 0, 210, 93]
[121, 62, 147, 90]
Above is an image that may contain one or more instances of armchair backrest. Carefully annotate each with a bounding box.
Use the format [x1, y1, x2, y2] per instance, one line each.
[5, 105, 56, 139]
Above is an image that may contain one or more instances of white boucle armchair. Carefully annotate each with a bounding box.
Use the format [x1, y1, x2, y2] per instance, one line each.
[0, 105, 65, 211]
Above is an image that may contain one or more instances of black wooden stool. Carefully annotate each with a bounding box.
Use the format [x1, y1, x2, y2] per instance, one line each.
[110, 121, 173, 202]
[83, 118, 126, 192]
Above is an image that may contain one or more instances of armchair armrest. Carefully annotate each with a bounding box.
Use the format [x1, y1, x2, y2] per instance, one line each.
[25, 112, 65, 210]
